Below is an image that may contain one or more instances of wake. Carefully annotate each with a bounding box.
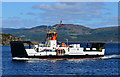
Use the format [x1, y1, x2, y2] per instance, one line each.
[101, 54, 120, 59]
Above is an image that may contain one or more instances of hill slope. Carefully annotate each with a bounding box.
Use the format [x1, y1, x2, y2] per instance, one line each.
[2, 24, 119, 43]
[0, 33, 22, 46]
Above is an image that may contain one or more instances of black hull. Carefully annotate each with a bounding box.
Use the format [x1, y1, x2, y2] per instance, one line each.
[12, 55, 104, 61]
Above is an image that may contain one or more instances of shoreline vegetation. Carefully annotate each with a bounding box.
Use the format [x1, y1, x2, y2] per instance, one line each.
[0, 33, 40, 46]
[0, 33, 119, 46]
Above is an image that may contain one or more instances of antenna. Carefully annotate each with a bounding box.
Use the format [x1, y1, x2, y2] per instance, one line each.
[47, 26, 48, 33]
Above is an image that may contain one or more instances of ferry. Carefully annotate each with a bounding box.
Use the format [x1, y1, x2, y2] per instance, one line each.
[10, 21, 105, 60]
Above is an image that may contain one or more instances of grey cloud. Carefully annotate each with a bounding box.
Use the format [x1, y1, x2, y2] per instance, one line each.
[33, 2, 106, 16]
[32, 2, 109, 23]
[31, 2, 116, 27]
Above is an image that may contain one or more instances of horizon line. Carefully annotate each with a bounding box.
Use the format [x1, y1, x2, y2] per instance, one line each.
[1, 24, 119, 29]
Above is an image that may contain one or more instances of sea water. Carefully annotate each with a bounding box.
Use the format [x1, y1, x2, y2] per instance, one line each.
[1, 43, 120, 76]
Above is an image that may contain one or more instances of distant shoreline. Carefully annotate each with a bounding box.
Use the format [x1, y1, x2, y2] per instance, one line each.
[1, 41, 119, 46]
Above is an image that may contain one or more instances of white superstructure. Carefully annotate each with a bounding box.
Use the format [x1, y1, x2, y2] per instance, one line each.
[25, 43, 105, 56]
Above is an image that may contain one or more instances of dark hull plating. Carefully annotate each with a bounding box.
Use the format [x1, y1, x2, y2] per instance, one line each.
[12, 55, 104, 61]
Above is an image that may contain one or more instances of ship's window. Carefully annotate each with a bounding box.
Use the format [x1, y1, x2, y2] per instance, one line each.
[45, 49, 52, 52]
[47, 50, 49, 52]
[49, 34, 52, 37]
[36, 48, 39, 52]
[68, 48, 69, 52]
[49, 50, 52, 52]
[69, 46, 73, 48]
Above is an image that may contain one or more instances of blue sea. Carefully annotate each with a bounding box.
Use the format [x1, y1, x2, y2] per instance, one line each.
[1, 43, 120, 76]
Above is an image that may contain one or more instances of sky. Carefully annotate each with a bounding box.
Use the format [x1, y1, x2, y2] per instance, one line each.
[1, 1, 119, 29]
